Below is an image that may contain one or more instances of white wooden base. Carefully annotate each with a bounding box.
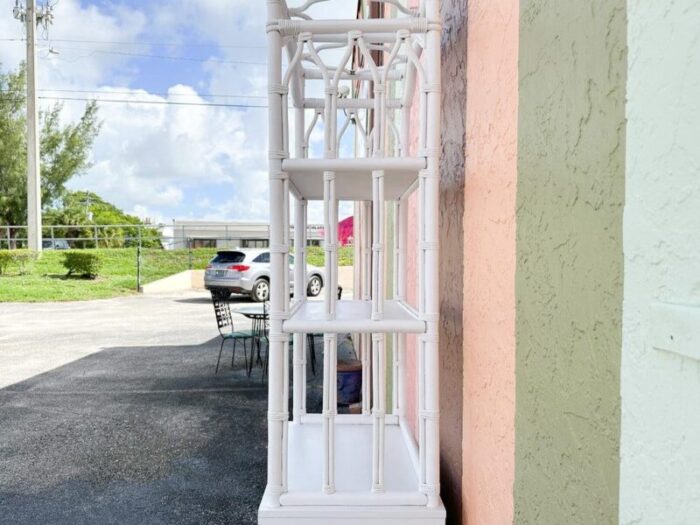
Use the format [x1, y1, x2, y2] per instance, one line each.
[259, 499, 446, 525]
[258, 419, 446, 524]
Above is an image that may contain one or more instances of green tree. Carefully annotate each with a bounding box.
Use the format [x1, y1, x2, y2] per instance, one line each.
[0, 63, 101, 234]
[45, 190, 162, 248]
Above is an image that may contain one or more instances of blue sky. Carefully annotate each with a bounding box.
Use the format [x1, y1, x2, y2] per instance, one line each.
[0, 0, 355, 224]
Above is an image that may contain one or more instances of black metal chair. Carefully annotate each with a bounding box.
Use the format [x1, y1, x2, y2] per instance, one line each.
[260, 300, 271, 379]
[212, 295, 253, 374]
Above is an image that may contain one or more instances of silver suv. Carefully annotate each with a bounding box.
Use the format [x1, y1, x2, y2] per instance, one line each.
[204, 249, 324, 302]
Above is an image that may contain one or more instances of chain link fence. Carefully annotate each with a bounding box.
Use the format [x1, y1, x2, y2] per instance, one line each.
[0, 224, 353, 292]
[0, 224, 274, 291]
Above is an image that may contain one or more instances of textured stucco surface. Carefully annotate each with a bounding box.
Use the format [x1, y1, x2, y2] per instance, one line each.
[462, 1, 518, 524]
[401, 3, 466, 522]
[514, 1, 626, 523]
[438, 1, 467, 522]
[620, 2, 700, 523]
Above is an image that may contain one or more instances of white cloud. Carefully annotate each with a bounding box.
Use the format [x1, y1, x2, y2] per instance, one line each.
[68, 84, 262, 221]
[1, 0, 147, 88]
[2, 0, 359, 225]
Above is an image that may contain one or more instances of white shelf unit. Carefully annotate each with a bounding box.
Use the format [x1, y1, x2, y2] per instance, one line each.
[284, 299, 425, 334]
[261, 1, 444, 523]
[283, 158, 425, 200]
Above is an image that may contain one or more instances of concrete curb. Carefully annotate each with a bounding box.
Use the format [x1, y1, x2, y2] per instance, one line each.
[141, 270, 205, 294]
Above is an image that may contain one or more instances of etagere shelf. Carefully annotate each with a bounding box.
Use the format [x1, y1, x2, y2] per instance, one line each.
[260, 1, 444, 523]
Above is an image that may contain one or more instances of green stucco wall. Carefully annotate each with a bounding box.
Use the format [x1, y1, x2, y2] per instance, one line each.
[514, 1, 626, 523]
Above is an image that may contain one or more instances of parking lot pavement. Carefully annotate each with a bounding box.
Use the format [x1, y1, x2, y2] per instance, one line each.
[0, 291, 268, 525]
[0, 291, 258, 389]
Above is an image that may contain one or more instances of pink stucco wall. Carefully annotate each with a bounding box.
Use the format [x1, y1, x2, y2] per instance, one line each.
[399, 1, 516, 522]
[462, 0, 518, 524]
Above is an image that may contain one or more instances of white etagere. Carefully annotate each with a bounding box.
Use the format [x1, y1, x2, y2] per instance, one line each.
[260, 1, 444, 523]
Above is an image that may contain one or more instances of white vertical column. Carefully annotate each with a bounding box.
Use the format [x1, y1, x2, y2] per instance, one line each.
[322, 332, 337, 494]
[370, 166, 387, 492]
[301, 202, 309, 415]
[417, 162, 427, 497]
[322, 171, 338, 494]
[332, 189, 339, 310]
[362, 201, 372, 302]
[371, 170, 385, 321]
[396, 198, 408, 417]
[315, 31, 340, 495]
[282, 327, 289, 492]
[361, 200, 372, 415]
[323, 173, 338, 320]
[278, 177, 291, 492]
[420, 0, 442, 508]
[295, 105, 305, 159]
[292, 197, 307, 423]
[283, 179, 290, 316]
[371, 332, 386, 493]
[292, 101, 307, 423]
[391, 200, 400, 415]
[353, 201, 362, 303]
[263, 0, 286, 507]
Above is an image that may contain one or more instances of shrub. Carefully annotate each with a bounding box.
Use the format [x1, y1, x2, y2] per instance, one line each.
[63, 251, 103, 278]
[10, 250, 37, 275]
[0, 250, 37, 275]
[0, 251, 12, 275]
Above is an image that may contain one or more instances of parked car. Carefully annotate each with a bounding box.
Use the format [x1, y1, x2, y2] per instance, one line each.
[204, 249, 324, 302]
[42, 239, 70, 250]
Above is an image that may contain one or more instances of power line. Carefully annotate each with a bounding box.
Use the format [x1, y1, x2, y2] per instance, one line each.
[0, 93, 267, 108]
[0, 37, 266, 49]
[0, 90, 269, 107]
[37, 88, 267, 99]
[35, 96, 268, 108]
[1, 39, 266, 64]
[45, 47, 267, 65]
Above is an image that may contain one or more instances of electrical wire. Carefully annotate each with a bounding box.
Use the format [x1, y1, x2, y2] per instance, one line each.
[44, 46, 266, 65]
[1, 39, 266, 65]
[37, 88, 267, 99]
[38, 96, 267, 108]
[0, 37, 266, 49]
[0, 94, 267, 108]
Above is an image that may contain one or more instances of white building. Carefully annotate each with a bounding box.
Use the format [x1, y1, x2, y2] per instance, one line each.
[170, 220, 324, 249]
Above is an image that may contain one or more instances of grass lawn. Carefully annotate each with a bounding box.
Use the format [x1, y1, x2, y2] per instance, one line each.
[306, 245, 353, 267]
[0, 248, 217, 302]
[0, 246, 354, 302]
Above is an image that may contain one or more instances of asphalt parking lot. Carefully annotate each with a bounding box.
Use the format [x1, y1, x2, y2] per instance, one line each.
[0, 291, 270, 525]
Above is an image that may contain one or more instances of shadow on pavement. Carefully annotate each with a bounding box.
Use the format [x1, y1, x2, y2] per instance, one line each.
[0, 336, 267, 525]
[0, 323, 361, 525]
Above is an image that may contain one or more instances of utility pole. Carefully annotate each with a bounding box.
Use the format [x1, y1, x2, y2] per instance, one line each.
[13, 1, 53, 252]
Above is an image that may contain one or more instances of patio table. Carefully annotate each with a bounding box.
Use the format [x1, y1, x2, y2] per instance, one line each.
[236, 305, 268, 376]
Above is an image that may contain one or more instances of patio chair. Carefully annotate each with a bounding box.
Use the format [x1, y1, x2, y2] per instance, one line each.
[260, 300, 270, 379]
[212, 295, 253, 374]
